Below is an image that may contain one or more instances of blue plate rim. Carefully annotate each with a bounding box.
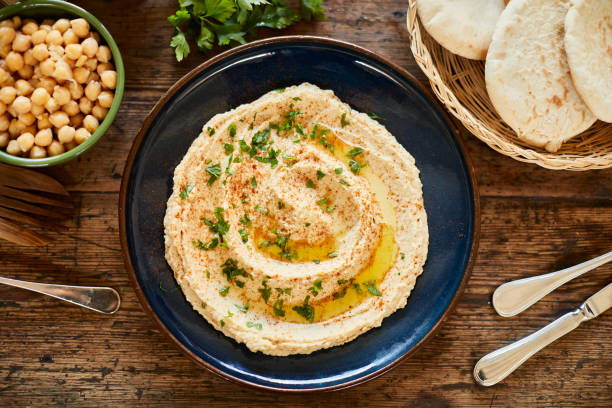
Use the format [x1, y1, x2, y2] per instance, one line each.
[119, 35, 481, 393]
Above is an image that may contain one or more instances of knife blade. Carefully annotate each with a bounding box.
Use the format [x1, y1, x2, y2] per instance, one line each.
[474, 282, 612, 386]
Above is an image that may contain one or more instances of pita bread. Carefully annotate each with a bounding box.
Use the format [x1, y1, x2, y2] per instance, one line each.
[565, 0, 612, 123]
[416, 0, 505, 60]
[485, 0, 596, 152]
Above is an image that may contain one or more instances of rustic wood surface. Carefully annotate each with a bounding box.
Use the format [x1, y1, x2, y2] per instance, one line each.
[1, 0, 611, 406]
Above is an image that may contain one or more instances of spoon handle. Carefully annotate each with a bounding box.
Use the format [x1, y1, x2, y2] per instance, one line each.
[492, 250, 612, 317]
[0, 276, 121, 314]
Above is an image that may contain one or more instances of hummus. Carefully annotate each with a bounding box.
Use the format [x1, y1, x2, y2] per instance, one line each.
[164, 83, 428, 356]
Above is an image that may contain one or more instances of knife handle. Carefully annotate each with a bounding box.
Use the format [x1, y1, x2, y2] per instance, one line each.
[473, 307, 589, 386]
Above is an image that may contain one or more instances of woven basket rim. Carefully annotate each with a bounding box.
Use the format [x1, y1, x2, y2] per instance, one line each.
[406, 0, 612, 171]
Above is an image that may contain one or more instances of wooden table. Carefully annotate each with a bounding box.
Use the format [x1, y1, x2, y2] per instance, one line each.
[1, 0, 611, 406]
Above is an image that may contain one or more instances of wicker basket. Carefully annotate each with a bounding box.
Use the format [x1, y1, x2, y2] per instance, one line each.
[406, 0, 612, 171]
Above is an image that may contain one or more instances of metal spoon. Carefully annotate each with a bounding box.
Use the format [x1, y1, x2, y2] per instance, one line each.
[0, 276, 121, 314]
[493, 250, 612, 317]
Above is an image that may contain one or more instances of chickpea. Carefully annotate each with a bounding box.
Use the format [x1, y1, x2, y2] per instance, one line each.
[57, 125, 75, 143]
[17, 132, 34, 152]
[34, 127, 52, 146]
[31, 87, 50, 105]
[18, 112, 35, 126]
[5, 51, 24, 72]
[12, 16, 21, 29]
[47, 140, 65, 156]
[84, 81, 101, 101]
[66, 81, 83, 99]
[0, 27, 15, 45]
[52, 18, 70, 34]
[96, 45, 111, 63]
[70, 113, 83, 127]
[7, 104, 16, 117]
[52, 86, 71, 105]
[38, 77, 56, 94]
[48, 44, 64, 58]
[44, 96, 59, 113]
[79, 97, 93, 115]
[90, 32, 101, 43]
[6, 139, 20, 155]
[8, 118, 26, 137]
[39, 58, 55, 76]
[65, 43, 82, 60]
[0, 19, 13, 28]
[45, 29, 62, 45]
[74, 127, 90, 144]
[62, 28, 78, 45]
[0, 86, 17, 104]
[91, 103, 108, 121]
[49, 111, 69, 128]
[82, 114, 98, 133]
[12, 95, 31, 114]
[31, 29, 47, 45]
[15, 79, 33, 96]
[0, 101, 5, 115]
[0, 131, 8, 147]
[31, 103, 44, 117]
[23, 49, 36, 66]
[32, 43, 49, 61]
[0, 113, 8, 131]
[84, 58, 97, 72]
[74, 54, 87, 67]
[100, 70, 116, 89]
[21, 21, 38, 35]
[64, 56, 75, 69]
[30, 145, 46, 158]
[0, 44, 10, 58]
[62, 100, 79, 116]
[70, 18, 89, 38]
[37, 113, 51, 129]
[17, 64, 33, 80]
[52, 59, 72, 81]
[0, 67, 10, 84]
[96, 62, 113, 75]
[97, 90, 113, 109]
[12, 32, 31, 52]
[39, 23, 52, 31]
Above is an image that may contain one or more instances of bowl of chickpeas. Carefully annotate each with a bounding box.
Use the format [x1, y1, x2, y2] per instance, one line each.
[0, 0, 124, 167]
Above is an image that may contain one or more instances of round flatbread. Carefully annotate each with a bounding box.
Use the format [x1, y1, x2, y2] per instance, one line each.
[485, 0, 596, 152]
[416, 0, 506, 60]
[565, 0, 612, 123]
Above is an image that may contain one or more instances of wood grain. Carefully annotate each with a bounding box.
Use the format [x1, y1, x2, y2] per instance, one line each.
[0, 0, 610, 406]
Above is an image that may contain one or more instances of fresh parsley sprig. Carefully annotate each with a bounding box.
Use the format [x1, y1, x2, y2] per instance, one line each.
[168, 0, 326, 62]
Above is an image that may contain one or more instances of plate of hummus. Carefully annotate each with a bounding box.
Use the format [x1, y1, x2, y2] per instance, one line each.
[120, 36, 479, 391]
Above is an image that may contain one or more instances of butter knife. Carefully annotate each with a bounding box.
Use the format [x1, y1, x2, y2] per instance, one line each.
[474, 282, 612, 386]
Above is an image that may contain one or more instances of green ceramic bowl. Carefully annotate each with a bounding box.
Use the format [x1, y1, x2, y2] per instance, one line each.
[0, 0, 125, 167]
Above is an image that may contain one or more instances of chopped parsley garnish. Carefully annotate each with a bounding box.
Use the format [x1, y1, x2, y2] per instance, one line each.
[306, 179, 315, 188]
[246, 321, 263, 330]
[269, 229, 295, 260]
[239, 228, 248, 243]
[340, 112, 350, 127]
[346, 147, 364, 158]
[308, 279, 323, 296]
[223, 143, 234, 155]
[206, 163, 221, 185]
[353, 282, 363, 294]
[292, 96, 301, 101]
[249, 112, 257, 130]
[313, 259, 320, 264]
[400, 252, 406, 260]
[368, 112, 386, 122]
[316, 169, 326, 180]
[333, 287, 347, 299]
[239, 139, 250, 153]
[228, 123, 236, 138]
[220, 320, 225, 327]
[275, 287, 291, 295]
[219, 286, 230, 297]
[192, 239, 217, 251]
[205, 158, 212, 164]
[327, 251, 338, 258]
[310, 124, 319, 140]
[292, 296, 315, 322]
[334, 167, 343, 174]
[201, 301, 206, 308]
[220, 258, 249, 286]
[277, 200, 285, 209]
[254, 146, 280, 168]
[235, 301, 249, 313]
[207, 127, 216, 136]
[251, 176, 257, 188]
[337, 279, 350, 285]
[275, 88, 286, 93]
[239, 212, 252, 226]
[248, 128, 271, 156]
[316, 197, 328, 205]
[254, 204, 269, 215]
[206, 270, 210, 278]
[339, 179, 350, 187]
[258, 278, 271, 303]
[364, 279, 382, 296]
[272, 298, 285, 316]
[225, 154, 234, 175]
[305, 222, 311, 227]
[349, 159, 367, 174]
[200, 207, 230, 247]
[179, 182, 194, 200]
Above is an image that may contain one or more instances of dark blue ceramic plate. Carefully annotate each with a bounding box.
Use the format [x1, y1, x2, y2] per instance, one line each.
[120, 36, 479, 392]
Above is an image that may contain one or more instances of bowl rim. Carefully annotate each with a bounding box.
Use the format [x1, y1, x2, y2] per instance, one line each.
[118, 35, 481, 393]
[0, 0, 125, 167]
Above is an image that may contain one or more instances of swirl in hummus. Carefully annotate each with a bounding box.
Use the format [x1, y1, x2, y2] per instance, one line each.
[164, 83, 428, 356]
